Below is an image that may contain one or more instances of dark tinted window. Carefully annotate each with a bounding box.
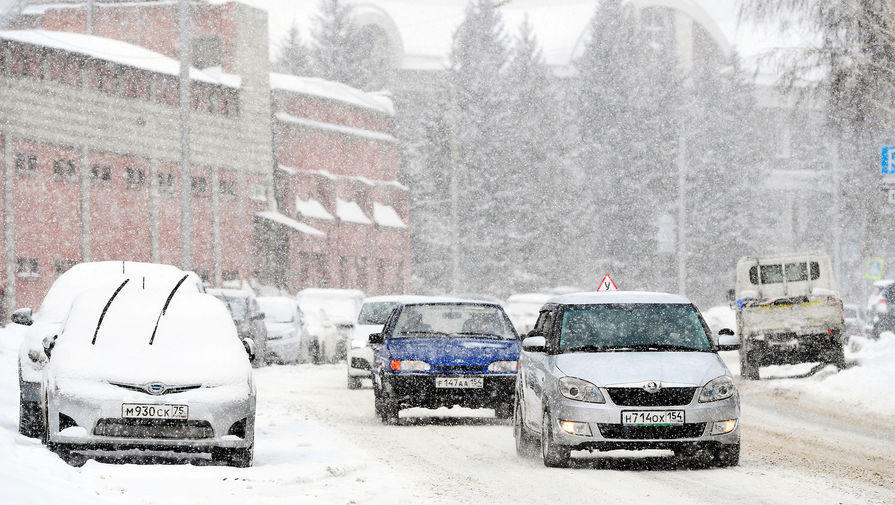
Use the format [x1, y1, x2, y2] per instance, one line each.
[750, 262, 820, 284]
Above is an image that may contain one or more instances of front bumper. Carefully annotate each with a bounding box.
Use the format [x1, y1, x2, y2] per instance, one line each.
[745, 331, 842, 365]
[47, 381, 255, 452]
[381, 373, 515, 409]
[549, 394, 740, 451]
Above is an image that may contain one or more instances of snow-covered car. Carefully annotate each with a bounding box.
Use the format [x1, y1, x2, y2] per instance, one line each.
[369, 299, 520, 424]
[207, 289, 269, 367]
[41, 276, 256, 467]
[504, 292, 552, 334]
[296, 288, 364, 363]
[514, 292, 741, 468]
[347, 295, 430, 389]
[12, 261, 204, 438]
[257, 296, 305, 364]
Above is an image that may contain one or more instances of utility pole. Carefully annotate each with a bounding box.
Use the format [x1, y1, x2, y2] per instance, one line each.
[676, 133, 687, 296]
[87, 0, 94, 34]
[178, 0, 192, 270]
[448, 85, 461, 295]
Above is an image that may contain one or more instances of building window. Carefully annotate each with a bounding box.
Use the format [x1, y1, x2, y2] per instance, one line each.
[221, 270, 239, 282]
[191, 176, 208, 195]
[249, 183, 267, 202]
[219, 178, 236, 196]
[125, 167, 145, 189]
[158, 172, 176, 195]
[196, 269, 210, 284]
[91, 164, 112, 182]
[15, 153, 37, 174]
[54, 259, 76, 275]
[16, 257, 39, 278]
[53, 159, 77, 180]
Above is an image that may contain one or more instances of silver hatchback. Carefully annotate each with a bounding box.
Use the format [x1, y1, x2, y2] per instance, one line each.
[514, 292, 740, 468]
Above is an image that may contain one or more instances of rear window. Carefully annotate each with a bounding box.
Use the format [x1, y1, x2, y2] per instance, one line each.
[357, 301, 399, 325]
[558, 304, 711, 352]
[749, 262, 820, 284]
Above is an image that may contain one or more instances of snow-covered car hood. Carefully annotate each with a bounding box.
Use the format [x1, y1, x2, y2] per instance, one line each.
[552, 351, 729, 387]
[353, 323, 383, 343]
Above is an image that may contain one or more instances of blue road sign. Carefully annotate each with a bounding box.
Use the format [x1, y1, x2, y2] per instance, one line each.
[882, 146, 895, 174]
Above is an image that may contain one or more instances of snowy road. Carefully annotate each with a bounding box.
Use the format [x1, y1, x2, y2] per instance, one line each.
[3, 332, 895, 504]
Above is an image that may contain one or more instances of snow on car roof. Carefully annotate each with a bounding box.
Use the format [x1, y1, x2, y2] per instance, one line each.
[399, 297, 502, 307]
[361, 294, 435, 304]
[546, 291, 693, 306]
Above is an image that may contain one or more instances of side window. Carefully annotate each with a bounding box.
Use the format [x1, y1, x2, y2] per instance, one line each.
[533, 310, 553, 337]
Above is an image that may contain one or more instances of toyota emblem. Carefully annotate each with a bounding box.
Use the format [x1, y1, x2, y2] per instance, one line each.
[643, 381, 661, 393]
[145, 382, 167, 395]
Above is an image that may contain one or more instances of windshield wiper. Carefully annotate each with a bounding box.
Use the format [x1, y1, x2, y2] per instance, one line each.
[148, 274, 189, 345]
[397, 330, 450, 337]
[451, 332, 504, 339]
[564, 344, 612, 353]
[92, 279, 130, 345]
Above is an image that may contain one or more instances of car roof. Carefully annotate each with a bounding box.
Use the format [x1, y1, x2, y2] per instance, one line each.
[361, 294, 436, 304]
[545, 291, 693, 306]
[297, 288, 365, 298]
[208, 288, 253, 298]
[399, 296, 503, 307]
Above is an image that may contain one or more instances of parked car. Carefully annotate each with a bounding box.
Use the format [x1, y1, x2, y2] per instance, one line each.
[347, 295, 430, 389]
[207, 289, 268, 367]
[504, 293, 552, 334]
[12, 261, 204, 438]
[866, 280, 895, 338]
[296, 288, 364, 363]
[843, 303, 866, 340]
[257, 296, 305, 364]
[41, 277, 256, 467]
[514, 291, 740, 468]
[369, 299, 520, 424]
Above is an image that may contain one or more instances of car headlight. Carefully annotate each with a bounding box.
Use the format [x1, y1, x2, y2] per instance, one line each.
[699, 375, 736, 402]
[487, 360, 517, 372]
[390, 360, 430, 371]
[558, 377, 605, 403]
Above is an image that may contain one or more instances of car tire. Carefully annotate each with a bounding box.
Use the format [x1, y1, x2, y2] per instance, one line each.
[211, 445, 254, 468]
[310, 340, 322, 365]
[513, 395, 537, 458]
[347, 375, 362, 390]
[714, 443, 740, 467]
[827, 344, 846, 369]
[373, 381, 398, 425]
[740, 352, 760, 380]
[540, 410, 570, 467]
[18, 399, 42, 438]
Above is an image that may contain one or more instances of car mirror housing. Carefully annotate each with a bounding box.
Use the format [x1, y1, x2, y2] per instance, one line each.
[11, 307, 33, 326]
[717, 329, 739, 351]
[42, 334, 58, 359]
[521, 336, 546, 352]
[368, 332, 384, 345]
[242, 338, 256, 361]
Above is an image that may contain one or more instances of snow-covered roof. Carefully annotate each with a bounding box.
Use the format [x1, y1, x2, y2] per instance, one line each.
[546, 291, 693, 305]
[255, 210, 325, 237]
[285, 166, 407, 191]
[0, 29, 241, 88]
[372, 202, 406, 228]
[275, 112, 398, 144]
[295, 197, 334, 221]
[270, 72, 395, 116]
[335, 198, 372, 225]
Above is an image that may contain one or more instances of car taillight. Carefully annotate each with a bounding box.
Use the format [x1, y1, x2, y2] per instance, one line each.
[877, 300, 888, 313]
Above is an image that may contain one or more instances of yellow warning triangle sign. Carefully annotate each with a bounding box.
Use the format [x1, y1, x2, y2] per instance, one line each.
[598, 274, 618, 292]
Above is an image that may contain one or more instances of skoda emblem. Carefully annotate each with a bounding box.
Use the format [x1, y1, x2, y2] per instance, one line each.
[145, 382, 167, 395]
[643, 381, 661, 394]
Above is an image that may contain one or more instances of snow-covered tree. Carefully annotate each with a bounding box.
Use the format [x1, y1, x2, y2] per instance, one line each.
[308, 0, 372, 89]
[274, 21, 310, 76]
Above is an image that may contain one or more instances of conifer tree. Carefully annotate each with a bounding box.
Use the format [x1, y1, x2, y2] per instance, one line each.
[274, 21, 310, 76]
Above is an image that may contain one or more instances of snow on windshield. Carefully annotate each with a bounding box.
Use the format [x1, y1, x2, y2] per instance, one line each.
[257, 297, 295, 323]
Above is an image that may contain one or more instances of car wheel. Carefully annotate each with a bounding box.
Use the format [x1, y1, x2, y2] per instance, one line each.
[310, 340, 322, 365]
[347, 375, 362, 390]
[373, 381, 398, 425]
[211, 445, 254, 468]
[540, 410, 570, 467]
[740, 352, 760, 380]
[513, 395, 537, 458]
[714, 443, 740, 467]
[18, 399, 42, 438]
[827, 344, 846, 369]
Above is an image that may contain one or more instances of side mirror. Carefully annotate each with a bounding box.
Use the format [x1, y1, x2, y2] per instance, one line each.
[727, 289, 737, 309]
[521, 336, 546, 352]
[11, 308, 33, 326]
[717, 328, 739, 351]
[242, 338, 256, 361]
[42, 334, 58, 359]
[368, 332, 383, 345]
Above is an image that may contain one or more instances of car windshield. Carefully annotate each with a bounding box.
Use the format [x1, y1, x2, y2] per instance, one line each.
[392, 303, 515, 339]
[258, 299, 294, 323]
[357, 301, 399, 325]
[559, 304, 712, 352]
[213, 294, 248, 320]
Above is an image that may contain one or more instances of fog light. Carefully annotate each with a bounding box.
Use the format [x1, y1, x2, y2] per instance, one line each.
[711, 419, 737, 435]
[559, 420, 592, 436]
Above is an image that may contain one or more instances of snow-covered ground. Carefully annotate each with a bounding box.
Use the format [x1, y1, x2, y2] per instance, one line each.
[1, 315, 894, 504]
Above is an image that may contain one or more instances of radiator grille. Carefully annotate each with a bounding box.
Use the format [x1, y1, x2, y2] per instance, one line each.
[93, 419, 214, 439]
[598, 423, 706, 440]
[605, 387, 696, 406]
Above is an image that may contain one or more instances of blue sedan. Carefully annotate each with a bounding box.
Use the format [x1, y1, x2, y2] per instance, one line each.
[368, 300, 521, 424]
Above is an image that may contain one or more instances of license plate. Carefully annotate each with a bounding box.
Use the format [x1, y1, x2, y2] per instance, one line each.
[122, 404, 188, 420]
[621, 410, 684, 426]
[435, 377, 484, 389]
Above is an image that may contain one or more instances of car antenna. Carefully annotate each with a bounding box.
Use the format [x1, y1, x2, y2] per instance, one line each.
[149, 274, 189, 345]
[92, 278, 131, 345]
